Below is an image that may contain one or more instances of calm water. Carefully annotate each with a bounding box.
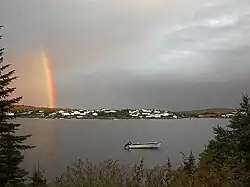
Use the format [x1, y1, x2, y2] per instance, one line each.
[16, 118, 228, 179]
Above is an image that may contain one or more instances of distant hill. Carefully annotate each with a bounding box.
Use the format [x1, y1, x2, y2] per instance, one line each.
[12, 105, 235, 115]
[12, 105, 72, 112]
[177, 108, 235, 115]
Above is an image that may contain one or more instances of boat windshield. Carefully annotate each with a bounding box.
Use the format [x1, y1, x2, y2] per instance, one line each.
[124, 141, 132, 147]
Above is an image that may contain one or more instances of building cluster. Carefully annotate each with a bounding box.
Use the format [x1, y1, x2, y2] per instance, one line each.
[55, 108, 117, 119]
[128, 109, 178, 119]
[6, 108, 238, 119]
[10, 108, 180, 119]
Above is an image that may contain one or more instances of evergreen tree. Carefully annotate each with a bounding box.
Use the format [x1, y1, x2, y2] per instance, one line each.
[200, 94, 250, 185]
[0, 26, 33, 186]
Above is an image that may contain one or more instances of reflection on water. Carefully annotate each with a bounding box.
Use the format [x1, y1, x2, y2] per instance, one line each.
[18, 119, 58, 178]
[16, 118, 228, 180]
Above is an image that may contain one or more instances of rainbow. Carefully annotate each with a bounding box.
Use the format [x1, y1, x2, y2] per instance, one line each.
[42, 51, 56, 108]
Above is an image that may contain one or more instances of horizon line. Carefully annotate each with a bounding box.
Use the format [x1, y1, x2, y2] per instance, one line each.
[13, 104, 235, 112]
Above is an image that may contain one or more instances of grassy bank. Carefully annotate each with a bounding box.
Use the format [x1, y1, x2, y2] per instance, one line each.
[29, 155, 241, 187]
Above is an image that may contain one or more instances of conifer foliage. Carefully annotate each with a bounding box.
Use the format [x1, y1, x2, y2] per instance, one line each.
[0, 26, 33, 186]
[200, 94, 250, 185]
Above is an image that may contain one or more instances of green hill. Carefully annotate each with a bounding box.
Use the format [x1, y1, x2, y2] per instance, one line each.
[177, 108, 235, 116]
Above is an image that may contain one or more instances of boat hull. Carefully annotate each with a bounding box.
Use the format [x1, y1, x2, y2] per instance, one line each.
[124, 142, 161, 149]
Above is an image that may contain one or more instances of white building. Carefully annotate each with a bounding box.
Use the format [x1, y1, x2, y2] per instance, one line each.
[129, 110, 139, 114]
[131, 113, 139, 117]
[62, 112, 70, 116]
[76, 116, 84, 119]
[6, 112, 15, 116]
[104, 110, 116, 113]
[141, 112, 150, 116]
[153, 114, 161, 118]
[173, 115, 178, 119]
[226, 114, 234, 117]
[72, 111, 81, 115]
[142, 109, 151, 113]
[58, 110, 64, 114]
[162, 113, 170, 117]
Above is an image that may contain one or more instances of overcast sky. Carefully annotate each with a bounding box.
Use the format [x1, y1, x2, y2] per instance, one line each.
[1, 0, 250, 110]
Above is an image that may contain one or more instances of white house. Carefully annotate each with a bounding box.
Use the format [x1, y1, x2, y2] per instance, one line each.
[62, 112, 70, 116]
[162, 113, 170, 117]
[76, 116, 84, 119]
[142, 109, 151, 113]
[153, 114, 161, 118]
[141, 112, 150, 116]
[49, 112, 57, 116]
[72, 111, 81, 115]
[104, 110, 116, 113]
[131, 113, 139, 117]
[58, 110, 64, 114]
[226, 114, 234, 117]
[129, 110, 139, 114]
[6, 112, 15, 116]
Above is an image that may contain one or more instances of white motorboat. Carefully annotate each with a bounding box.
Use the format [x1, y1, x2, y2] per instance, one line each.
[124, 141, 162, 149]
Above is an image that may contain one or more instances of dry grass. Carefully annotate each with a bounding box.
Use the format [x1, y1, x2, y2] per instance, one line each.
[41, 157, 239, 187]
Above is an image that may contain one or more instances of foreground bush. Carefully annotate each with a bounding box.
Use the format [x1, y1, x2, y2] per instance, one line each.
[44, 155, 237, 187]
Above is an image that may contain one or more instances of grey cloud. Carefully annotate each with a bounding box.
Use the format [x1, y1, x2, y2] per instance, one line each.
[146, 1, 250, 82]
[1, 0, 250, 109]
[56, 74, 250, 110]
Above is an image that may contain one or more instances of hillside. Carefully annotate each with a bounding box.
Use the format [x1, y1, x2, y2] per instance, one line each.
[12, 105, 72, 112]
[12, 105, 235, 114]
[177, 108, 235, 115]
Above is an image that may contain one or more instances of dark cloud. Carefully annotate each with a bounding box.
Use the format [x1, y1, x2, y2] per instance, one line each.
[56, 73, 250, 110]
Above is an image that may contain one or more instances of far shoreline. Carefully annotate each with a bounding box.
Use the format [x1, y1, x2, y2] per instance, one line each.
[10, 105, 235, 120]
[15, 117, 229, 120]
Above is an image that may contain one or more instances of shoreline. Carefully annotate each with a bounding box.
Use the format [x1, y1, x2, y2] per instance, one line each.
[15, 117, 229, 120]
[10, 107, 235, 120]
